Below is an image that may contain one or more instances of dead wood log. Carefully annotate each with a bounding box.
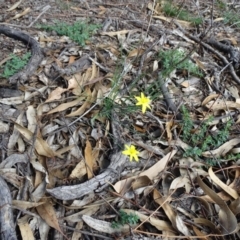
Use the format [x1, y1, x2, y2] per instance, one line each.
[47, 151, 127, 200]
[0, 176, 17, 240]
[0, 25, 44, 84]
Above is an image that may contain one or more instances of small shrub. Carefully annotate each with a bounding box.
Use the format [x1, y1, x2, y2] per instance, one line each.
[159, 49, 203, 77]
[1, 52, 31, 78]
[111, 210, 139, 228]
[181, 106, 233, 164]
[39, 20, 100, 46]
[162, 2, 203, 25]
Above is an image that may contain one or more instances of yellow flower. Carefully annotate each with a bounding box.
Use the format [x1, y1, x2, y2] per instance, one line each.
[135, 92, 151, 113]
[122, 144, 139, 162]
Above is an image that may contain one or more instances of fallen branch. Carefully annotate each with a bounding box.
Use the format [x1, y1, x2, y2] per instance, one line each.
[0, 176, 17, 240]
[47, 151, 128, 200]
[174, 21, 240, 85]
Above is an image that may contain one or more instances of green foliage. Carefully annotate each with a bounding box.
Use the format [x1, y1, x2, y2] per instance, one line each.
[39, 20, 100, 46]
[162, 2, 203, 25]
[181, 106, 233, 165]
[1, 52, 31, 78]
[223, 10, 240, 28]
[216, 0, 227, 10]
[158, 49, 203, 77]
[111, 210, 139, 228]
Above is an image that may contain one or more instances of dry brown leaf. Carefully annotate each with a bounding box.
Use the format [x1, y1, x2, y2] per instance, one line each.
[45, 87, 67, 102]
[11, 7, 31, 20]
[202, 138, 240, 158]
[113, 149, 177, 193]
[123, 209, 176, 232]
[197, 176, 237, 234]
[204, 99, 240, 111]
[229, 198, 240, 215]
[166, 121, 173, 142]
[46, 97, 82, 114]
[14, 123, 60, 158]
[18, 216, 35, 240]
[209, 167, 239, 199]
[127, 48, 144, 58]
[7, 0, 23, 11]
[202, 94, 220, 106]
[193, 218, 222, 235]
[13, 200, 44, 210]
[192, 226, 208, 239]
[70, 160, 86, 179]
[132, 176, 152, 190]
[153, 189, 190, 235]
[36, 200, 66, 237]
[67, 87, 92, 117]
[85, 140, 94, 179]
[98, 5, 106, 15]
[71, 221, 83, 239]
[101, 30, 130, 37]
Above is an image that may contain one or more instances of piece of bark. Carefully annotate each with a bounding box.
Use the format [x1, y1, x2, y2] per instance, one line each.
[0, 25, 44, 84]
[0, 176, 17, 240]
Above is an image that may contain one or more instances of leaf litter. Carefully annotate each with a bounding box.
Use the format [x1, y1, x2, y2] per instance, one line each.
[1, 0, 240, 239]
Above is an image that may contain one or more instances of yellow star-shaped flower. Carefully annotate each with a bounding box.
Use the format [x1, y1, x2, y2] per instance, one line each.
[135, 92, 151, 113]
[122, 144, 139, 162]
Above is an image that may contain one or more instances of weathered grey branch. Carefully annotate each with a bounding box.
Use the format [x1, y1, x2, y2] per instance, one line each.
[0, 176, 17, 240]
[47, 152, 128, 200]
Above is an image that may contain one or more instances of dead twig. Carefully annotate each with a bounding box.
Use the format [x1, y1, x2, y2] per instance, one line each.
[174, 21, 240, 85]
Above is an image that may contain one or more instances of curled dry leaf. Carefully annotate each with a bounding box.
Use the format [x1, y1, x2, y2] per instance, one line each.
[202, 94, 220, 106]
[7, 0, 23, 11]
[153, 189, 190, 235]
[113, 149, 177, 193]
[204, 99, 240, 111]
[193, 218, 222, 235]
[209, 167, 239, 199]
[36, 200, 66, 238]
[14, 123, 61, 158]
[229, 198, 240, 215]
[66, 87, 92, 117]
[45, 87, 68, 102]
[197, 176, 237, 234]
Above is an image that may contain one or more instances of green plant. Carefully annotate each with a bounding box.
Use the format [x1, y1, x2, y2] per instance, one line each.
[216, 0, 227, 10]
[39, 20, 100, 46]
[223, 10, 240, 28]
[181, 106, 233, 164]
[159, 48, 203, 77]
[1, 52, 31, 78]
[162, 2, 203, 25]
[111, 210, 139, 228]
